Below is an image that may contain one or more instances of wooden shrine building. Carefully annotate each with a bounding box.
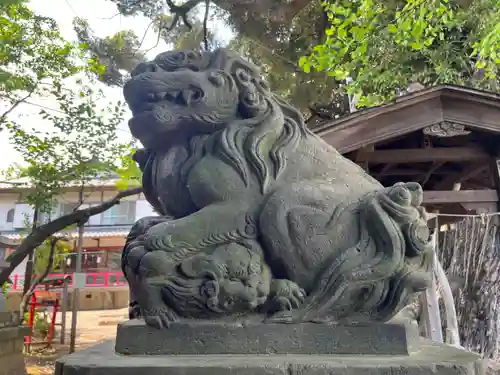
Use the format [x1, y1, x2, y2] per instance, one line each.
[316, 85, 500, 218]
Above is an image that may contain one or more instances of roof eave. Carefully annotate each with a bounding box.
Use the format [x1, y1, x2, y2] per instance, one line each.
[315, 85, 500, 154]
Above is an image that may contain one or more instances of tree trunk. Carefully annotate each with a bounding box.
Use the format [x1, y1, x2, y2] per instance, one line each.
[22, 207, 39, 296]
[19, 237, 59, 323]
[0, 187, 142, 285]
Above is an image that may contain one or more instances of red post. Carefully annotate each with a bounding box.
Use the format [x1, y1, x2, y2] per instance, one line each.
[46, 297, 59, 347]
[12, 274, 18, 290]
[25, 293, 37, 352]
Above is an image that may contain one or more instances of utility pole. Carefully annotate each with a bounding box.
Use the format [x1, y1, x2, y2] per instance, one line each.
[69, 190, 85, 353]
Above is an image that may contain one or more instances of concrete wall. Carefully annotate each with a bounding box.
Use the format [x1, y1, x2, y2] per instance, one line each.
[0, 312, 28, 375]
[6, 287, 130, 312]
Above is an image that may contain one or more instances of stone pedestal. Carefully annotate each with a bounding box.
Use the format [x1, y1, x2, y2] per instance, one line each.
[55, 320, 483, 375]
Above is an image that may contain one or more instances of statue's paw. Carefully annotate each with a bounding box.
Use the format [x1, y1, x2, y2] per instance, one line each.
[145, 223, 188, 252]
[267, 279, 306, 313]
[142, 306, 178, 329]
[144, 222, 169, 250]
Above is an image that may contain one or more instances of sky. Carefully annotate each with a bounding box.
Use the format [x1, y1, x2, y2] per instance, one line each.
[0, 0, 232, 171]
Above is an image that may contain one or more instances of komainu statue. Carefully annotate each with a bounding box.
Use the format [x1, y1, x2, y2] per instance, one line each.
[121, 48, 434, 329]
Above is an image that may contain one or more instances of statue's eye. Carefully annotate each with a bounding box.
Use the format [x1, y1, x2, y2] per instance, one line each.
[208, 71, 225, 87]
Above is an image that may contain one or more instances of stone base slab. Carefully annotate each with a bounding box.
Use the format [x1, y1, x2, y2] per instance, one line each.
[56, 339, 482, 375]
[115, 319, 419, 355]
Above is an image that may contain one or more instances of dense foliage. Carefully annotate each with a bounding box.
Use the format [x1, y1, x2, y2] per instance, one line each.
[0, 0, 137, 289]
[1, 0, 133, 212]
[300, 0, 500, 107]
[0, 0, 98, 128]
[77, 0, 350, 124]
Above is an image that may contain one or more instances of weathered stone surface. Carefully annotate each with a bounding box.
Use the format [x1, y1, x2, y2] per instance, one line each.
[0, 325, 28, 341]
[0, 324, 28, 375]
[115, 320, 419, 355]
[120, 47, 435, 329]
[56, 339, 482, 375]
[0, 311, 19, 327]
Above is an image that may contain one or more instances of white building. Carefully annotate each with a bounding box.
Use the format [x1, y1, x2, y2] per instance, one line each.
[0, 179, 156, 288]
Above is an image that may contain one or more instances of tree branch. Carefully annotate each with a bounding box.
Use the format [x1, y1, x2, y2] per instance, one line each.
[211, 0, 313, 24]
[267, 0, 312, 23]
[165, 0, 202, 30]
[203, 0, 210, 50]
[0, 187, 142, 285]
[0, 92, 35, 127]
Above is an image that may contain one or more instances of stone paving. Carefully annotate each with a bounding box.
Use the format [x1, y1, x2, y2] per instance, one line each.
[25, 308, 128, 375]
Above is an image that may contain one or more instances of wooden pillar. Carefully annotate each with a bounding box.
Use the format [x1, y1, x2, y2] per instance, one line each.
[419, 215, 444, 343]
[489, 158, 500, 223]
[355, 145, 374, 173]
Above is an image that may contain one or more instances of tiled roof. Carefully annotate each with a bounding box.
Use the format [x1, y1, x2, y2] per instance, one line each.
[0, 177, 124, 190]
[1, 226, 131, 243]
[0, 235, 17, 247]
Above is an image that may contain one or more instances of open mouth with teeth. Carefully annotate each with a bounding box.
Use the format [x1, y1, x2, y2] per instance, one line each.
[130, 88, 204, 116]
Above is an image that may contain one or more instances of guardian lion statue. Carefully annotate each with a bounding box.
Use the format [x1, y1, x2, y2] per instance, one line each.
[121, 48, 434, 329]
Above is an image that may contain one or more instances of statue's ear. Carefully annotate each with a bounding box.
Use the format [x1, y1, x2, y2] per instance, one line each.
[132, 148, 153, 172]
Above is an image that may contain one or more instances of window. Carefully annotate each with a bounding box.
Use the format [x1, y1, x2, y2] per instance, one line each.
[58, 203, 94, 226]
[59, 203, 79, 216]
[38, 203, 59, 225]
[6, 209, 14, 223]
[105, 250, 122, 271]
[64, 250, 103, 272]
[101, 201, 136, 225]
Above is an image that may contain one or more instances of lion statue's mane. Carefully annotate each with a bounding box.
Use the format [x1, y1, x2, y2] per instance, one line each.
[142, 49, 312, 195]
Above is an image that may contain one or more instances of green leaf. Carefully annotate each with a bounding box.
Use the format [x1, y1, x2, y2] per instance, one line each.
[410, 41, 424, 50]
[298, 55, 308, 67]
[476, 60, 487, 69]
[387, 24, 398, 33]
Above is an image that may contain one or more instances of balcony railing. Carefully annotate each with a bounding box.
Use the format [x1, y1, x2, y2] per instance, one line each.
[7, 272, 128, 291]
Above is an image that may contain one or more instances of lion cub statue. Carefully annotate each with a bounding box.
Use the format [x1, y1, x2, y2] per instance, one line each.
[121, 48, 434, 328]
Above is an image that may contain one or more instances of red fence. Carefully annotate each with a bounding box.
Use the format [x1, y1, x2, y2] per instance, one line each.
[8, 272, 128, 291]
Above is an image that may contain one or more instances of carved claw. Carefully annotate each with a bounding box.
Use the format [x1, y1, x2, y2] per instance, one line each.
[142, 306, 178, 329]
[145, 223, 185, 252]
[266, 279, 306, 313]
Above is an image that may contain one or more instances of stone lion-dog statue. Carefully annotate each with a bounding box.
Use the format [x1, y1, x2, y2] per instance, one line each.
[120, 48, 433, 329]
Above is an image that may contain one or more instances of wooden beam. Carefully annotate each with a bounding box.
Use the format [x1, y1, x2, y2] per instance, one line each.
[421, 162, 445, 187]
[433, 164, 488, 190]
[379, 163, 393, 174]
[355, 145, 374, 172]
[376, 168, 452, 177]
[423, 189, 498, 204]
[376, 168, 425, 176]
[357, 147, 490, 164]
